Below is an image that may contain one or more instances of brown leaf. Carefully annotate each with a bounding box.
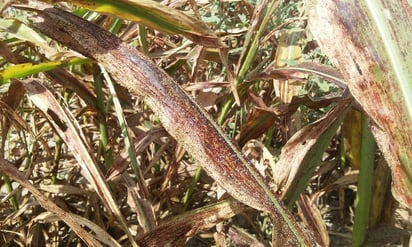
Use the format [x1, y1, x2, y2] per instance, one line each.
[0, 158, 102, 247]
[305, 0, 412, 207]
[238, 108, 278, 147]
[32, 7, 315, 245]
[138, 198, 245, 246]
[297, 194, 329, 246]
[263, 62, 347, 90]
[274, 99, 352, 206]
[106, 127, 167, 181]
[21, 79, 137, 246]
[123, 175, 157, 233]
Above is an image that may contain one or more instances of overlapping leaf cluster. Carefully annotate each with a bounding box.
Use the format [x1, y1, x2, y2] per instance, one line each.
[0, 0, 410, 246]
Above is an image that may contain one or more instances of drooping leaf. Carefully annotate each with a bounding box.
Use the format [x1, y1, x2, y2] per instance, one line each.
[32, 7, 315, 245]
[46, 0, 225, 47]
[21, 79, 137, 247]
[0, 17, 55, 55]
[238, 108, 278, 147]
[0, 58, 89, 84]
[31, 212, 122, 247]
[238, 89, 281, 147]
[296, 194, 330, 246]
[0, 158, 103, 247]
[305, 0, 412, 207]
[138, 198, 245, 246]
[263, 61, 347, 90]
[274, 99, 352, 207]
[0, 39, 98, 110]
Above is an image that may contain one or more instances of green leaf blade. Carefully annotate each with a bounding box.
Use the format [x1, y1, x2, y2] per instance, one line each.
[68, 0, 225, 47]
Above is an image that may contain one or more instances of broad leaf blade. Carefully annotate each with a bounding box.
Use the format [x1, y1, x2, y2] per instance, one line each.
[32, 7, 315, 245]
[0, 17, 55, 55]
[305, 0, 412, 207]
[274, 99, 352, 207]
[54, 0, 224, 47]
[139, 198, 245, 246]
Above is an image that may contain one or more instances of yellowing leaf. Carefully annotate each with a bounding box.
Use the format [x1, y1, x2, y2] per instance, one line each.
[33, 8, 315, 245]
[342, 109, 362, 169]
[274, 100, 352, 207]
[0, 17, 56, 56]
[305, 0, 412, 207]
[0, 57, 90, 84]
[274, 29, 305, 103]
[55, 0, 225, 47]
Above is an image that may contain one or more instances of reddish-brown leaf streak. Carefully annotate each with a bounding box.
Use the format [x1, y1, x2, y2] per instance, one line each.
[305, 0, 412, 207]
[32, 7, 315, 245]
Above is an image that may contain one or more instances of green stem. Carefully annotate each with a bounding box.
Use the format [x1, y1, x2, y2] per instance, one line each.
[139, 25, 149, 56]
[352, 114, 377, 247]
[183, 165, 203, 211]
[93, 65, 113, 170]
[2, 175, 18, 210]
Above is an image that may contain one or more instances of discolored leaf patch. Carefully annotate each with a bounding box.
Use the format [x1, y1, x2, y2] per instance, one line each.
[305, 0, 412, 207]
